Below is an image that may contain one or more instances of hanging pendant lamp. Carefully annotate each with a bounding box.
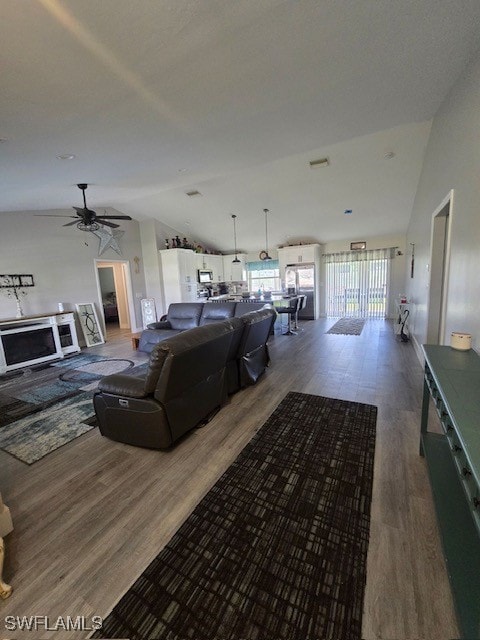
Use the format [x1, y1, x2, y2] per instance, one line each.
[259, 208, 272, 260]
[231, 214, 241, 263]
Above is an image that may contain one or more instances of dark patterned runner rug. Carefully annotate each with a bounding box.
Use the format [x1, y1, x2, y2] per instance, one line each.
[326, 317, 366, 335]
[94, 391, 377, 640]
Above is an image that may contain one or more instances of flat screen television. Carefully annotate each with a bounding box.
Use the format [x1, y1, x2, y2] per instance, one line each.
[198, 269, 213, 283]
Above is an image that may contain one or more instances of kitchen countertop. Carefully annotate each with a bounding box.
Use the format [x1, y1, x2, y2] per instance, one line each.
[206, 294, 296, 302]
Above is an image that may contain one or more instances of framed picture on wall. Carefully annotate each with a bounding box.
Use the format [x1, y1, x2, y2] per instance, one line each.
[350, 241, 366, 250]
[75, 303, 105, 347]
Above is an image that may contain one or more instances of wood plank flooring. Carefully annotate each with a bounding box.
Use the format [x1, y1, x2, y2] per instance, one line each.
[0, 318, 459, 639]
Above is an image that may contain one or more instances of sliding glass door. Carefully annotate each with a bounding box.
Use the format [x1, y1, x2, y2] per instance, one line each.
[324, 250, 391, 318]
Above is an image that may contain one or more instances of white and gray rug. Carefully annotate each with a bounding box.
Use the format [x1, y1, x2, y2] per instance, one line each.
[0, 355, 146, 464]
[326, 318, 366, 335]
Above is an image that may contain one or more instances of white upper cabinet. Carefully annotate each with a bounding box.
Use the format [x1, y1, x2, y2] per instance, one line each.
[278, 244, 319, 266]
[196, 253, 224, 282]
[277, 244, 321, 276]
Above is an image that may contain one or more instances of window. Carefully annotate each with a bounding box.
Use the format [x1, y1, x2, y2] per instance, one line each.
[246, 260, 281, 292]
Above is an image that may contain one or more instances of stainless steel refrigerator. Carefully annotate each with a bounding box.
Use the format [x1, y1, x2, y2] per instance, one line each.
[285, 263, 316, 319]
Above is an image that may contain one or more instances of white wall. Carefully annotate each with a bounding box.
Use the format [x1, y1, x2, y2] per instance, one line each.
[0, 212, 146, 335]
[406, 48, 480, 353]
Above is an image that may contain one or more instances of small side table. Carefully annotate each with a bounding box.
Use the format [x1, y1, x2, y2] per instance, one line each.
[131, 333, 141, 350]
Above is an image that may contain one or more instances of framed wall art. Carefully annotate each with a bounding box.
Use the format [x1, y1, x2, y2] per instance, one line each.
[350, 241, 366, 251]
[75, 303, 105, 347]
[141, 298, 157, 329]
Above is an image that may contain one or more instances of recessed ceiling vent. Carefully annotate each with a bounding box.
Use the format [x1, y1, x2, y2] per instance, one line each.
[309, 157, 329, 169]
[186, 190, 202, 197]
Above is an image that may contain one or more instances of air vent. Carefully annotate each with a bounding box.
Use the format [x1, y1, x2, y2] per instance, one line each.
[186, 190, 202, 197]
[309, 157, 329, 169]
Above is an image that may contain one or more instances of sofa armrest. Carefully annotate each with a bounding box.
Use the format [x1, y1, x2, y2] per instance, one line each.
[97, 374, 149, 399]
[147, 320, 172, 330]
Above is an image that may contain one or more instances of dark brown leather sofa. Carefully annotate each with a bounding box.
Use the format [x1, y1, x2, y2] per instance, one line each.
[93, 308, 276, 449]
[138, 301, 273, 353]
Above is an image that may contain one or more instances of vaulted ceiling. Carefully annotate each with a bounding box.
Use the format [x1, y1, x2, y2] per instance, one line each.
[1, 1, 479, 252]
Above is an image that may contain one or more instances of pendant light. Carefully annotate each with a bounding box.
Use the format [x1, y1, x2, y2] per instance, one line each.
[231, 214, 241, 263]
[259, 208, 272, 260]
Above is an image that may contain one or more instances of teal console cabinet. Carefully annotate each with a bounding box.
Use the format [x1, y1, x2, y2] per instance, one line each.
[420, 345, 480, 639]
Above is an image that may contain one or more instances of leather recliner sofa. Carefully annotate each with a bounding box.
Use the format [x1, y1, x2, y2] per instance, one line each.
[94, 319, 240, 449]
[138, 301, 273, 353]
[93, 307, 276, 449]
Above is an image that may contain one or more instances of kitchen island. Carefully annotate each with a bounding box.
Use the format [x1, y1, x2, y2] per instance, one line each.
[206, 295, 300, 334]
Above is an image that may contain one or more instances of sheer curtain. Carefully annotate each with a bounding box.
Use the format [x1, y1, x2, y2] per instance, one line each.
[323, 248, 396, 318]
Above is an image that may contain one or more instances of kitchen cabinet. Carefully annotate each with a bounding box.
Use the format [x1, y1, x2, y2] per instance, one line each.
[196, 253, 224, 282]
[277, 244, 321, 272]
[223, 254, 247, 282]
[159, 249, 197, 308]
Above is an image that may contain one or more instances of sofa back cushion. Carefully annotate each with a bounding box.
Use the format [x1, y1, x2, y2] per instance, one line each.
[154, 321, 233, 400]
[153, 321, 234, 439]
[237, 308, 276, 386]
[166, 303, 204, 330]
[143, 344, 170, 394]
[238, 308, 276, 356]
[199, 301, 236, 325]
[233, 301, 272, 317]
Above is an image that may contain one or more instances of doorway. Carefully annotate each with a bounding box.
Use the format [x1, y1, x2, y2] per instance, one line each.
[426, 191, 453, 344]
[95, 260, 133, 339]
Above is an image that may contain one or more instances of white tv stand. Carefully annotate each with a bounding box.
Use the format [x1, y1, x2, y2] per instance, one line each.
[0, 312, 80, 374]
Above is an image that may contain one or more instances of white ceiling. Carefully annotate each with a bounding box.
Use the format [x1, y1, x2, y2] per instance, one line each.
[1, 1, 479, 252]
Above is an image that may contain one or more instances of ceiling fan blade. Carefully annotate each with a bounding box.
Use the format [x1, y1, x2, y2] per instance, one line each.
[35, 214, 77, 218]
[98, 219, 119, 228]
[63, 220, 79, 227]
[96, 215, 132, 220]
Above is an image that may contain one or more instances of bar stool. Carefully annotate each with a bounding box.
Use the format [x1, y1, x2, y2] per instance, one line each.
[276, 297, 300, 335]
[294, 295, 307, 330]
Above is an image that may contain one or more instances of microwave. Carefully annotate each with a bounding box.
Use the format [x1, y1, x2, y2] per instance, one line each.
[197, 269, 213, 283]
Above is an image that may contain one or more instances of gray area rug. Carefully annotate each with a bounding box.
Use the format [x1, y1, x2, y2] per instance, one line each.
[0, 354, 145, 464]
[327, 317, 366, 335]
[94, 391, 377, 640]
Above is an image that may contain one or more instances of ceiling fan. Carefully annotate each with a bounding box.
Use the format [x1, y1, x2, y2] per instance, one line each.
[37, 184, 132, 231]
[67, 183, 132, 230]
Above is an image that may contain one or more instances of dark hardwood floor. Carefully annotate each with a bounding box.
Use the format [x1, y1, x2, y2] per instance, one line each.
[0, 317, 458, 639]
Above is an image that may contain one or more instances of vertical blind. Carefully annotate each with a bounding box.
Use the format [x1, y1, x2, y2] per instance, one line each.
[323, 248, 395, 318]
